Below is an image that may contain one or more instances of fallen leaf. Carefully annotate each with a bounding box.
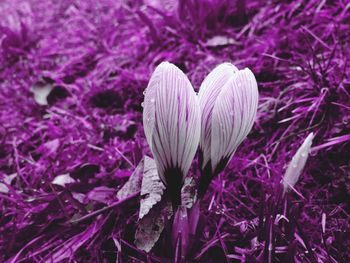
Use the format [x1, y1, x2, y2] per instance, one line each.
[0, 183, 8, 193]
[116, 157, 144, 199]
[52, 174, 75, 187]
[31, 83, 53, 106]
[181, 177, 197, 209]
[135, 199, 172, 252]
[139, 156, 165, 219]
[0, 173, 16, 193]
[205, 35, 238, 47]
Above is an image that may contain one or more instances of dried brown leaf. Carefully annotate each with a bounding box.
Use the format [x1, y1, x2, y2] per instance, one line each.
[139, 156, 165, 219]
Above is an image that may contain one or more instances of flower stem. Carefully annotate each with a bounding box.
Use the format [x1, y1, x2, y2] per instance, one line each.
[164, 167, 183, 210]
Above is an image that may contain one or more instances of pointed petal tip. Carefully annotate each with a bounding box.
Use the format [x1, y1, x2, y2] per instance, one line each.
[306, 132, 315, 140]
[154, 61, 171, 71]
[211, 63, 238, 78]
[158, 61, 171, 66]
[155, 61, 184, 72]
[241, 67, 256, 79]
[302, 133, 314, 151]
[217, 62, 238, 71]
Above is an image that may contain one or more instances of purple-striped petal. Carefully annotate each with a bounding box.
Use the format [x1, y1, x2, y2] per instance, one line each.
[198, 63, 238, 169]
[210, 68, 259, 173]
[143, 62, 201, 185]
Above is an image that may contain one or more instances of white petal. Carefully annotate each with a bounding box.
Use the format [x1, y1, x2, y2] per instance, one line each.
[283, 133, 314, 193]
[211, 68, 259, 173]
[143, 62, 200, 183]
[198, 63, 238, 169]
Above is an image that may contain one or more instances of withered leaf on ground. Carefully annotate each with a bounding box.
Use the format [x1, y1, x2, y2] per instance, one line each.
[181, 177, 197, 209]
[135, 198, 172, 252]
[139, 156, 165, 219]
[116, 157, 144, 199]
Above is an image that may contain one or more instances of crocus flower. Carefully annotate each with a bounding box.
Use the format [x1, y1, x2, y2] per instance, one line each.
[282, 133, 314, 194]
[198, 63, 259, 196]
[143, 62, 201, 207]
[198, 63, 238, 171]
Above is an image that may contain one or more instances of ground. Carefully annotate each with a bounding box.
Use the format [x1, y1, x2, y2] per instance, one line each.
[0, 0, 349, 262]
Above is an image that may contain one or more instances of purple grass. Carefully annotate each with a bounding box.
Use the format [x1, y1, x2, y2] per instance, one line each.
[0, 0, 349, 262]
